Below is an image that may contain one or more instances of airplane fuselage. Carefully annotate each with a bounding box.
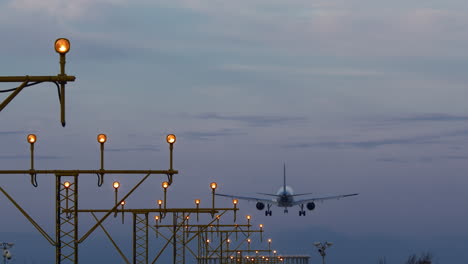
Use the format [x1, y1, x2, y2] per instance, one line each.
[275, 186, 294, 208]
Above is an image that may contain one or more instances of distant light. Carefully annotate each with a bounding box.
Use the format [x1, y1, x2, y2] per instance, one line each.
[120, 201, 126, 205]
[157, 200, 163, 205]
[113, 181, 120, 189]
[195, 199, 200, 205]
[27, 134, 36, 144]
[166, 134, 176, 144]
[97, 134, 107, 143]
[55, 38, 70, 54]
[232, 199, 238, 205]
[210, 182, 217, 190]
[162, 181, 169, 189]
[63, 181, 71, 188]
[246, 215, 251, 220]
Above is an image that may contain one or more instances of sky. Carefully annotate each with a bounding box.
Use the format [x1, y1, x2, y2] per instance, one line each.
[0, 0, 468, 263]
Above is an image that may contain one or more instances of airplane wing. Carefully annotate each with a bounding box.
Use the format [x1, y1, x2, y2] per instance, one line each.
[292, 193, 359, 206]
[256, 192, 278, 197]
[216, 193, 278, 205]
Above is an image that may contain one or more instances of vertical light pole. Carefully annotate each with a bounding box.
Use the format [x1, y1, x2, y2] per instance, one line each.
[268, 238, 272, 255]
[166, 134, 176, 171]
[27, 134, 36, 169]
[314, 241, 333, 264]
[210, 182, 217, 217]
[226, 238, 231, 260]
[63, 181, 71, 218]
[113, 181, 120, 218]
[232, 199, 238, 221]
[27, 134, 37, 186]
[54, 38, 71, 127]
[195, 199, 200, 221]
[205, 239, 210, 264]
[162, 181, 169, 209]
[97, 134, 106, 186]
[112, 181, 120, 205]
[120, 200, 126, 224]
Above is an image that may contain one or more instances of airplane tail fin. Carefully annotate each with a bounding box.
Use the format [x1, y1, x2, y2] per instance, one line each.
[283, 163, 286, 193]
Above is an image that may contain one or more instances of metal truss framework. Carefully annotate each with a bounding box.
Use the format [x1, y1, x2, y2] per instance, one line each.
[133, 213, 149, 264]
[56, 174, 79, 263]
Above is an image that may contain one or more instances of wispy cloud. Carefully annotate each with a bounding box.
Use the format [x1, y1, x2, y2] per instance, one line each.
[391, 113, 468, 122]
[179, 129, 246, 141]
[196, 113, 307, 127]
[221, 64, 383, 77]
[376, 155, 468, 163]
[6, 0, 127, 20]
[284, 129, 468, 149]
[0, 154, 63, 160]
[0, 131, 30, 135]
[106, 145, 160, 152]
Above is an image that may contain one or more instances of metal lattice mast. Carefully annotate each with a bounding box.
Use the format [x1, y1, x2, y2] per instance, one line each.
[56, 174, 78, 264]
[133, 213, 149, 264]
[173, 212, 187, 264]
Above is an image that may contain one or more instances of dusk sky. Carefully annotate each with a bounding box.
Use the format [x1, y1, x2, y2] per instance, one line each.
[1, 0, 468, 263]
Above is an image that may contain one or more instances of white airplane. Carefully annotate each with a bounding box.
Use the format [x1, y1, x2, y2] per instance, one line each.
[216, 164, 358, 216]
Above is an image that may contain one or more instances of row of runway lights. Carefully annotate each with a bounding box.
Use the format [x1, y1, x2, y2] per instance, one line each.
[26, 133, 177, 145]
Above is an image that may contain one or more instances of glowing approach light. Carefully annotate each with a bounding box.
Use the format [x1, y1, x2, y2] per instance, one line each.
[55, 38, 70, 54]
[27, 134, 37, 144]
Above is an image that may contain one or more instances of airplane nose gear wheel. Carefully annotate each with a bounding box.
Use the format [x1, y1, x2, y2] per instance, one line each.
[265, 210, 272, 216]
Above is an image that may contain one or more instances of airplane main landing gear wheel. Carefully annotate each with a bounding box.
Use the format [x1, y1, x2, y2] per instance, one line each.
[299, 210, 306, 216]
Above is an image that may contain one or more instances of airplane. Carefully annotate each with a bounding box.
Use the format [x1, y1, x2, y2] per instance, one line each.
[216, 164, 358, 216]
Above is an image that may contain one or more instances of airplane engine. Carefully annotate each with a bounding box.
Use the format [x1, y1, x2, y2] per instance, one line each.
[3, 250, 12, 260]
[256, 202, 265, 210]
[306, 202, 315, 210]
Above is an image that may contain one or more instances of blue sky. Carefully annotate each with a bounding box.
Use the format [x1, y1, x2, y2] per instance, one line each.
[0, 0, 468, 263]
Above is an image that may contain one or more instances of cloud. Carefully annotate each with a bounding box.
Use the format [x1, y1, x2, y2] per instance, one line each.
[392, 113, 468, 122]
[106, 145, 160, 152]
[0, 154, 63, 160]
[0, 131, 31, 135]
[6, 0, 127, 20]
[179, 129, 246, 141]
[377, 155, 468, 164]
[284, 129, 468, 149]
[196, 113, 307, 127]
[221, 64, 383, 77]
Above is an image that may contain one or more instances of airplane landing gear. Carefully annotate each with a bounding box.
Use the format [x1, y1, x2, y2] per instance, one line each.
[299, 204, 306, 216]
[265, 204, 272, 216]
[284, 209, 288, 214]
